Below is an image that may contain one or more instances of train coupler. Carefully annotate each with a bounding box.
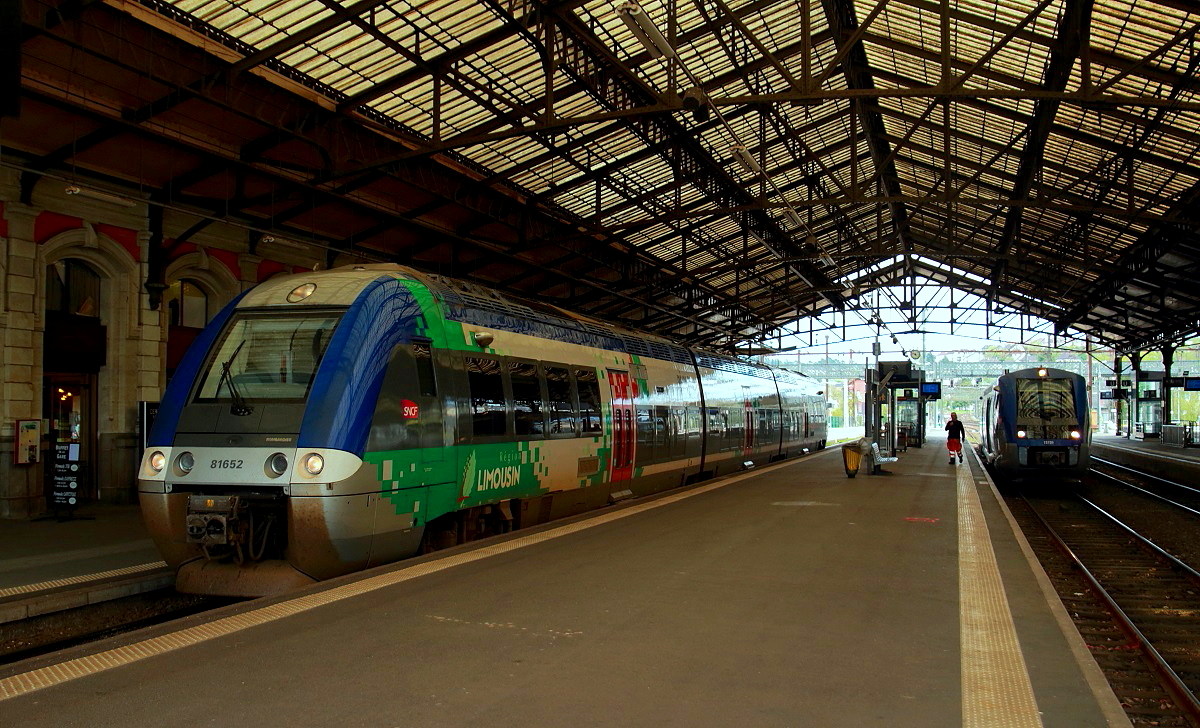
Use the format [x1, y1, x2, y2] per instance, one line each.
[186, 495, 245, 547]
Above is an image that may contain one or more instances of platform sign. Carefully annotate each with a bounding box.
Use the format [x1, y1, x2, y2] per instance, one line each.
[1185, 378, 1200, 392]
[920, 382, 941, 400]
[48, 442, 83, 509]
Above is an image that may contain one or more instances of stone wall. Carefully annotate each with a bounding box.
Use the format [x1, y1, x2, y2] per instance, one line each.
[0, 168, 309, 519]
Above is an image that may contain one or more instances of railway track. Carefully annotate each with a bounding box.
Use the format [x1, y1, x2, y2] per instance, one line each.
[0, 565, 236, 667]
[1090, 456, 1200, 512]
[1008, 472, 1200, 727]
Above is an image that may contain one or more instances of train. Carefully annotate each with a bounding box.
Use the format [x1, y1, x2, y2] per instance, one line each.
[139, 263, 828, 597]
[977, 367, 1090, 478]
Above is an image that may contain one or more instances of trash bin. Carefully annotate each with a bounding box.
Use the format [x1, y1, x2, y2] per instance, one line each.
[842, 442, 863, 478]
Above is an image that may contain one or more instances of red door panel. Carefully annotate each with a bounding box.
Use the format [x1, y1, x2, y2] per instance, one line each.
[608, 370, 636, 482]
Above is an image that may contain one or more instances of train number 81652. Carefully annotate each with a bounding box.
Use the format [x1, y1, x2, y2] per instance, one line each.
[211, 459, 244, 469]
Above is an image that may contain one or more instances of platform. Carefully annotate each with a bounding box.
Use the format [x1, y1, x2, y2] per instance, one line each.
[0, 504, 162, 592]
[0, 441, 1130, 727]
[1091, 433, 1200, 481]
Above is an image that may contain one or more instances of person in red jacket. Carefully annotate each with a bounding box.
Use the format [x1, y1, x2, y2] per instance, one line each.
[946, 412, 965, 464]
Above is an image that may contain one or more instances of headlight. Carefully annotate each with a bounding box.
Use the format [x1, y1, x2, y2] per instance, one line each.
[149, 451, 166, 472]
[1070, 430, 1081, 440]
[287, 282, 317, 302]
[1016, 430, 1026, 439]
[302, 453, 324, 476]
[268, 452, 289, 477]
[176, 451, 195, 474]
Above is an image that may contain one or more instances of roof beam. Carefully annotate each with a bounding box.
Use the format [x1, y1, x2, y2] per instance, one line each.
[986, 0, 1094, 303]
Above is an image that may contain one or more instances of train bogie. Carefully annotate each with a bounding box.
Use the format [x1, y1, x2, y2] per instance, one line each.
[140, 264, 828, 596]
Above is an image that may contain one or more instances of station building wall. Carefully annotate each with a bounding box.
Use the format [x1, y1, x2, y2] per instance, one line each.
[0, 170, 313, 518]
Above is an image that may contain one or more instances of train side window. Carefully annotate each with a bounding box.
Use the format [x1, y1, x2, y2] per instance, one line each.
[683, 406, 703, 456]
[575, 368, 602, 434]
[545, 366, 576, 437]
[668, 406, 687, 459]
[509, 360, 545, 438]
[724, 407, 743, 451]
[635, 405, 656, 465]
[466, 356, 508, 438]
[414, 342, 437, 398]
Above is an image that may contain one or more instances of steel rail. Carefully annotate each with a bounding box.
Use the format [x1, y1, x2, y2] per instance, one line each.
[1091, 455, 1200, 498]
[1088, 466, 1200, 520]
[1021, 495, 1200, 722]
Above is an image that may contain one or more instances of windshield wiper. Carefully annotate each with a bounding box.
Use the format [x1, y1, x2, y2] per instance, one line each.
[219, 340, 253, 416]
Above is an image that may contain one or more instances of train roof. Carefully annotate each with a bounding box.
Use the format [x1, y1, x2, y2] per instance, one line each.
[235, 264, 814, 382]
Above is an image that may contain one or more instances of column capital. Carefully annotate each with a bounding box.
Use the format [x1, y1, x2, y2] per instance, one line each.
[2, 201, 42, 238]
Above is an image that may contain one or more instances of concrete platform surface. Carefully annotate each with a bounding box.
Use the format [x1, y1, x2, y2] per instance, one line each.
[0, 504, 161, 591]
[0, 443, 1129, 727]
[1091, 434, 1200, 481]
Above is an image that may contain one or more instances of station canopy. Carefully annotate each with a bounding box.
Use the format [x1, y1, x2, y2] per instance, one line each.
[7, 0, 1200, 353]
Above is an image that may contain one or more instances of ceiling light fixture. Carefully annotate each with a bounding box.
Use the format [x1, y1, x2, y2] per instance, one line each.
[731, 145, 762, 175]
[617, 2, 675, 59]
[680, 86, 710, 122]
[64, 184, 136, 207]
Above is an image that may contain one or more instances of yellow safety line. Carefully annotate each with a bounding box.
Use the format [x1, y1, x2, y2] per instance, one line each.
[0, 454, 823, 701]
[958, 456, 1044, 727]
[0, 562, 168, 599]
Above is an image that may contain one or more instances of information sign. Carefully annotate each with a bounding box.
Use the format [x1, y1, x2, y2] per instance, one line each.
[49, 442, 82, 509]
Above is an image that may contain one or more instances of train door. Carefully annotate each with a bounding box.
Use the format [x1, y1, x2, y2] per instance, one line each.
[607, 370, 636, 482]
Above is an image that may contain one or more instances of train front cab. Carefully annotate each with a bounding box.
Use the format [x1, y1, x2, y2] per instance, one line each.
[139, 269, 439, 596]
[982, 367, 1089, 475]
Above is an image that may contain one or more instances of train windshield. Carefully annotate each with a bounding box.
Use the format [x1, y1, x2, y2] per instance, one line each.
[1014, 377, 1078, 435]
[194, 311, 342, 402]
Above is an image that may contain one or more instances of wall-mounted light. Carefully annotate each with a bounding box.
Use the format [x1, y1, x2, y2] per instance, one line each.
[617, 2, 675, 59]
[472, 332, 494, 348]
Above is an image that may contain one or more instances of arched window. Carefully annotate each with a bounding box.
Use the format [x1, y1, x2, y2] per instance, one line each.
[46, 260, 101, 317]
[44, 259, 107, 374]
[163, 278, 215, 375]
[163, 279, 211, 329]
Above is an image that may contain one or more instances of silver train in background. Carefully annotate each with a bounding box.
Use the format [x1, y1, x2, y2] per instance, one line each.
[978, 367, 1091, 478]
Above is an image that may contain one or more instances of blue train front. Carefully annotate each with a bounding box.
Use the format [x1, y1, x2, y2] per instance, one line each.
[138, 265, 439, 596]
[978, 367, 1091, 477]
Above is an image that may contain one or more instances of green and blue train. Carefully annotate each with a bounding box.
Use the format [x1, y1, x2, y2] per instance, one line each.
[139, 264, 827, 596]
